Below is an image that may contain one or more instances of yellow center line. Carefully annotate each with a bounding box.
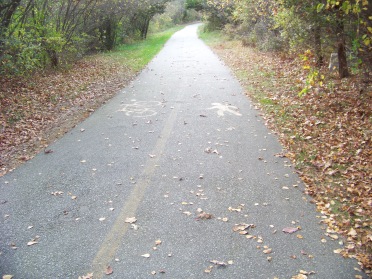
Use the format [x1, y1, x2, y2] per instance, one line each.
[91, 104, 180, 278]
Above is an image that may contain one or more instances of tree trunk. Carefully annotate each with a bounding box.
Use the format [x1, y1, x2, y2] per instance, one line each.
[48, 49, 59, 68]
[336, 18, 349, 78]
[313, 25, 323, 68]
[0, 0, 22, 30]
[337, 42, 349, 78]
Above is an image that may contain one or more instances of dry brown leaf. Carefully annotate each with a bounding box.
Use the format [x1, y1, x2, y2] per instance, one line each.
[197, 212, 213, 220]
[78, 273, 93, 279]
[27, 239, 38, 246]
[125, 217, 137, 224]
[210, 260, 227, 266]
[282, 227, 299, 234]
[105, 266, 113, 275]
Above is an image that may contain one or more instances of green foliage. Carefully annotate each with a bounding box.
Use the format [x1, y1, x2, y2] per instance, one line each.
[0, 0, 182, 76]
[185, 0, 204, 11]
[298, 50, 325, 97]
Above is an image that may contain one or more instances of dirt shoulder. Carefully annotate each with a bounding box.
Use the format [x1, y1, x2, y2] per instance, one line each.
[206, 39, 371, 274]
[0, 56, 136, 176]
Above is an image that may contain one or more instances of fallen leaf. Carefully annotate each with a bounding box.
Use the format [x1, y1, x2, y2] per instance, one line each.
[105, 266, 113, 275]
[27, 240, 38, 246]
[291, 274, 307, 279]
[233, 223, 254, 232]
[348, 228, 357, 237]
[204, 266, 213, 273]
[78, 273, 94, 279]
[296, 234, 304, 239]
[282, 227, 299, 234]
[197, 212, 213, 220]
[329, 234, 339, 240]
[210, 260, 227, 266]
[263, 248, 272, 254]
[125, 217, 137, 224]
[3, 275, 13, 279]
[155, 240, 162, 246]
[51, 191, 63, 196]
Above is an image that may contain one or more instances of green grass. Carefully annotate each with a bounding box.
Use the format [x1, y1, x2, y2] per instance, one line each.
[197, 26, 225, 46]
[104, 26, 183, 72]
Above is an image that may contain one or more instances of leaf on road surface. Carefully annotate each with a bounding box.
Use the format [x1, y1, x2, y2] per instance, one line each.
[291, 274, 307, 279]
[204, 147, 219, 154]
[204, 266, 213, 273]
[233, 223, 255, 232]
[197, 212, 213, 220]
[51, 191, 63, 196]
[105, 266, 113, 275]
[131, 224, 139, 230]
[263, 248, 272, 254]
[282, 227, 299, 234]
[44, 149, 53, 154]
[3, 275, 13, 279]
[27, 240, 38, 246]
[155, 240, 162, 246]
[125, 217, 137, 223]
[78, 273, 93, 279]
[228, 205, 244, 212]
[210, 260, 227, 267]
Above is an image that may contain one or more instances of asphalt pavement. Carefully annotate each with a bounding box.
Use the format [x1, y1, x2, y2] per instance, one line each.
[0, 24, 367, 279]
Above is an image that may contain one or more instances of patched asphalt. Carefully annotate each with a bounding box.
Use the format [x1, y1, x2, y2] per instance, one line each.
[0, 24, 367, 279]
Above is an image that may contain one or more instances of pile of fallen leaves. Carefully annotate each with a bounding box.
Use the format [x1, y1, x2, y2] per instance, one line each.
[209, 40, 371, 274]
[0, 56, 135, 176]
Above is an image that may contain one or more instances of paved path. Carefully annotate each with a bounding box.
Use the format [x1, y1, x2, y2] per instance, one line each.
[0, 24, 366, 279]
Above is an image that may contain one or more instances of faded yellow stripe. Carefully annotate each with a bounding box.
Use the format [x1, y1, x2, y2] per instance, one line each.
[92, 105, 179, 278]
